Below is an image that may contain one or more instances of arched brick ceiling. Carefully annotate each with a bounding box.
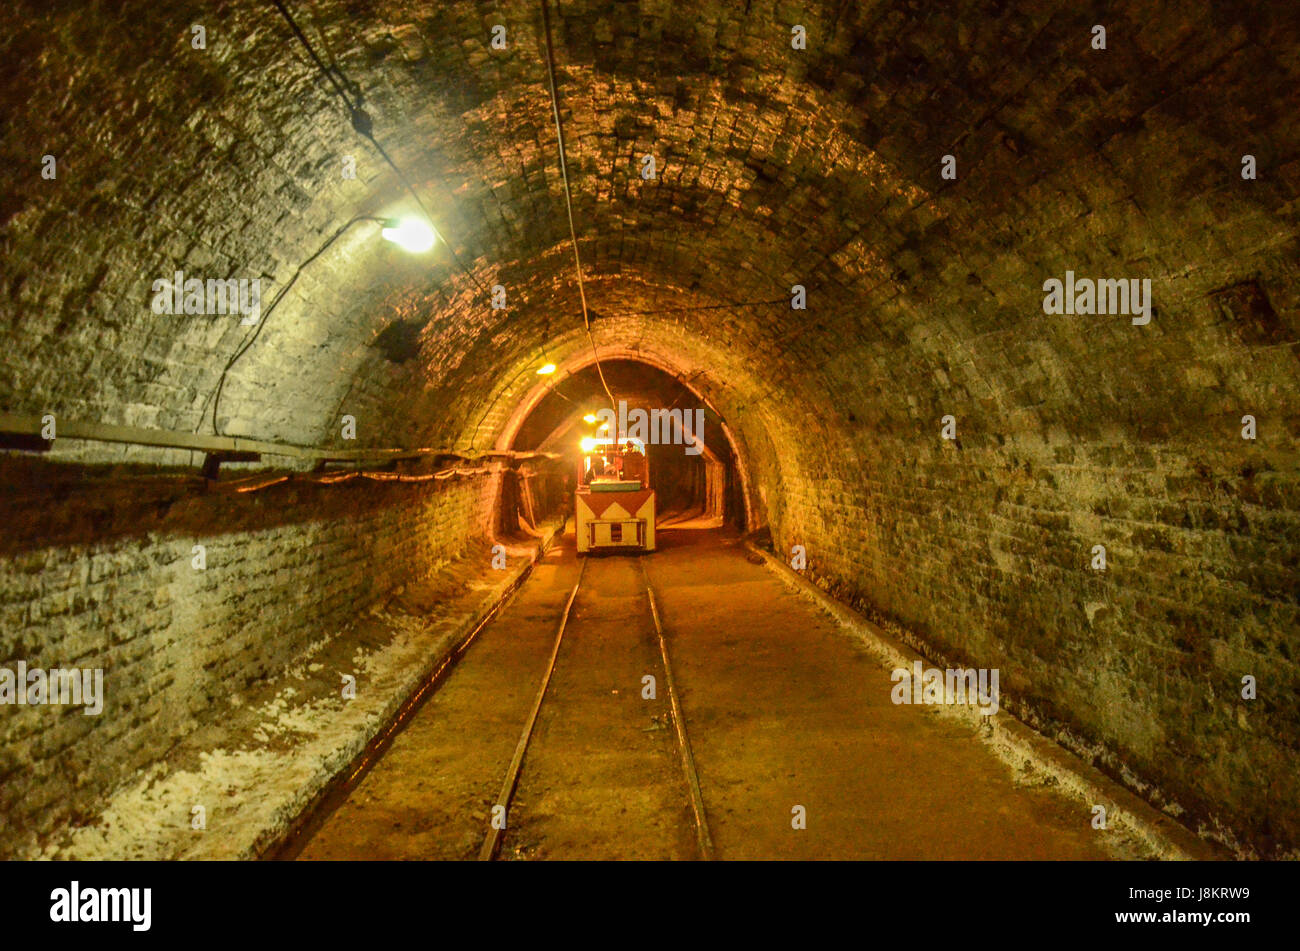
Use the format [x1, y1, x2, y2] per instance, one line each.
[6, 0, 1295, 470]
[510, 359, 706, 450]
[510, 358, 741, 491]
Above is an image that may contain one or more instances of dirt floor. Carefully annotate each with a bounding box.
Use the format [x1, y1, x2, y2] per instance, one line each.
[293, 522, 1118, 860]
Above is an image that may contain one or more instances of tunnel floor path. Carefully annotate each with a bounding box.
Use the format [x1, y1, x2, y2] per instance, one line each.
[293, 525, 1115, 860]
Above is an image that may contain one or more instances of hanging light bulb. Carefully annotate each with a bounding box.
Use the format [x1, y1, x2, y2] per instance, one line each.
[380, 218, 436, 253]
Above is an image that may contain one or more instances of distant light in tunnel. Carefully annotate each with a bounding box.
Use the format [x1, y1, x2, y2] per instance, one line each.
[536, 363, 557, 375]
[380, 218, 436, 253]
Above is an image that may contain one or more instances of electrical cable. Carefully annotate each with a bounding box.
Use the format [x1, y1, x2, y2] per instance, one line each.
[209, 0, 505, 436]
[539, 0, 616, 412]
[269, 0, 356, 108]
[211, 463, 500, 494]
[264, 0, 620, 456]
[206, 214, 382, 435]
[268, 0, 490, 297]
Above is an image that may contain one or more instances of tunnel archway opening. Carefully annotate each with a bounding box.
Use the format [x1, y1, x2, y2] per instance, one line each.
[497, 359, 748, 537]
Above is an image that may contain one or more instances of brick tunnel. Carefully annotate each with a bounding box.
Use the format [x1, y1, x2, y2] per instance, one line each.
[1, 0, 1298, 867]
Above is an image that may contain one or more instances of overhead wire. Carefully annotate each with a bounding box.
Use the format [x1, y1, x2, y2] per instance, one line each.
[206, 214, 383, 435]
[206, 0, 499, 436]
[259, 0, 622, 457]
[539, 0, 617, 412]
[267, 0, 490, 297]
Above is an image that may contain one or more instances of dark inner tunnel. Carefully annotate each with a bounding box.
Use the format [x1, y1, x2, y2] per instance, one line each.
[506, 359, 743, 528]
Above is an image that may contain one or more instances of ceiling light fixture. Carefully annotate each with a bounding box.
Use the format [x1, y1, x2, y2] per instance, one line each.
[536, 363, 557, 375]
[380, 217, 436, 253]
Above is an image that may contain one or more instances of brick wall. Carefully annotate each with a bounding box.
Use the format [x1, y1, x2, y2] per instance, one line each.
[770, 424, 1299, 859]
[0, 458, 499, 855]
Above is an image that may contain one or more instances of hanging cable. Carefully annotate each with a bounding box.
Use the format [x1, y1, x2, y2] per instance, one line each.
[539, 0, 616, 412]
[269, 0, 356, 110]
[211, 463, 501, 495]
[205, 214, 384, 435]
[267, 0, 490, 297]
[205, 0, 499, 436]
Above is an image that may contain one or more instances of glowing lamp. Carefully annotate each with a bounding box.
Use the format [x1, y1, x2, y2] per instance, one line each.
[380, 218, 436, 253]
[583, 413, 598, 423]
[536, 363, 557, 375]
[580, 437, 597, 453]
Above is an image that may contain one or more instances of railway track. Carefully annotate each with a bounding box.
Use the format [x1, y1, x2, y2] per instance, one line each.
[285, 531, 1147, 862]
[479, 555, 714, 861]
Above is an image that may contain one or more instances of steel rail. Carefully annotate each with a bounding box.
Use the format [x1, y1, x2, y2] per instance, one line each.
[639, 558, 716, 860]
[478, 554, 714, 862]
[478, 558, 588, 861]
[266, 526, 564, 859]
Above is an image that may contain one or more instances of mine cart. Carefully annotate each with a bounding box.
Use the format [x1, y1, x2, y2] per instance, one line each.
[575, 436, 655, 553]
